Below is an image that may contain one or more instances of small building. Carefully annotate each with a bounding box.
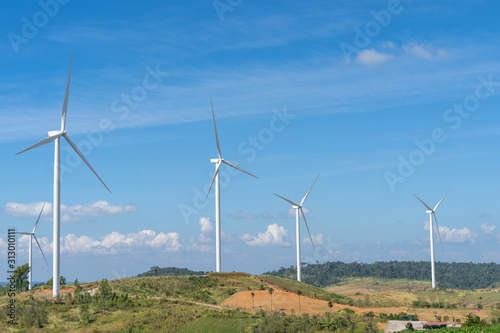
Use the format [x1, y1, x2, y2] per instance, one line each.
[423, 322, 461, 330]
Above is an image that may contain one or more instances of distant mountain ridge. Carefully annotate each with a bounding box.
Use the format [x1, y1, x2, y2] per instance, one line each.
[137, 266, 207, 277]
[264, 261, 500, 290]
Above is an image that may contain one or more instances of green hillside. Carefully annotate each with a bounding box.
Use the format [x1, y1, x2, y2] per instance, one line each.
[1, 272, 499, 332]
[265, 261, 500, 290]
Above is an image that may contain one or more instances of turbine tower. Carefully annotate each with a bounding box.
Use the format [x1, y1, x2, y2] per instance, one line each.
[413, 189, 450, 289]
[16, 52, 110, 296]
[15, 203, 48, 290]
[274, 174, 319, 282]
[204, 100, 258, 273]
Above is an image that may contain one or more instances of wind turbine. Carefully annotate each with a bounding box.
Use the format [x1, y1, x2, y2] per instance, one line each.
[274, 174, 319, 282]
[204, 100, 258, 273]
[15, 203, 48, 290]
[16, 52, 110, 296]
[413, 188, 450, 289]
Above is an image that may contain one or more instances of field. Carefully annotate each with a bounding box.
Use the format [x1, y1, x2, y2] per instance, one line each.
[0, 273, 498, 332]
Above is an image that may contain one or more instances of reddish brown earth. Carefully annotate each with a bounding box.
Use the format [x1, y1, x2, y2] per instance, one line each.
[221, 289, 362, 315]
[221, 288, 488, 322]
[34, 287, 76, 296]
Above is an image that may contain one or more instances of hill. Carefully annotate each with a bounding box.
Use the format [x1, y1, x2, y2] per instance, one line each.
[136, 266, 207, 277]
[1, 272, 499, 332]
[264, 261, 500, 290]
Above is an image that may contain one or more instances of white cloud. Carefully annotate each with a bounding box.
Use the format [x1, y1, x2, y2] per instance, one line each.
[355, 49, 394, 65]
[402, 43, 447, 60]
[241, 224, 291, 247]
[199, 217, 213, 234]
[438, 226, 475, 243]
[381, 41, 395, 49]
[189, 217, 215, 251]
[4, 201, 137, 222]
[390, 250, 407, 257]
[403, 43, 432, 59]
[307, 233, 326, 246]
[60, 230, 181, 254]
[197, 217, 213, 243]
[481, 222, 496, 234]
[436, 48, 448, 57]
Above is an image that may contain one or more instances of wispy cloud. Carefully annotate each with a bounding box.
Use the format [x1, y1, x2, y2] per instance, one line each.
[480, 222, 496, 235]
[355, 49, 394, 65]
[4, 201, 137, 222]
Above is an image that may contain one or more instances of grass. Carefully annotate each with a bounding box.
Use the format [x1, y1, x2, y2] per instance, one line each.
[179, 317, 256, 332]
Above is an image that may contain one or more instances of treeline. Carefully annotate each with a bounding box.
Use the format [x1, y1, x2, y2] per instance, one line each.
[137, 266, 207, 277]
[264, 261, 500, 290]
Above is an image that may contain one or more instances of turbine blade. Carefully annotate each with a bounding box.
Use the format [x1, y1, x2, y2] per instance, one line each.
[16, 132, 64, 155]
[204, 161, 221, 203]
[273, 193, 299, 207]
[210, 99, 222, 159]
[33, 234, 48, 265]
[300, 174, 319, 206]
[64, 135, 111, 193]
[32, 202, 46, 233]
[14, 232, 32, 235]
[412, 194, 433, 211]
[300, 208, 316, 253]
[432, 213, 444, 253]
[434, 188, 451, 211]
[61, 51, 74, 131]
[221, 160, 258, 179]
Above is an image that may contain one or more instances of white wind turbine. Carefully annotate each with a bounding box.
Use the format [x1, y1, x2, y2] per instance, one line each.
[413, 189, 450, 289]
[16, 203, 48, 290]
[274, 174, 319, 282]
[16, 52, 110, 296]
[204, 100, 258, 273]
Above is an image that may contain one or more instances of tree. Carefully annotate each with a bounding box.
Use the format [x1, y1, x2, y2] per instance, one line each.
[74, 278, 82, 295]
[268, 287, 274, 312]
[251, 292, 255, 309]
[405, 322, 414, 331]
[154, 267, 158, 277]
[13, 263, 30, 291]
[99, 278, 112, 298]
[45, 276, 66, 286]
[328, 300, 333, 313]
[297, 290, 302, 314]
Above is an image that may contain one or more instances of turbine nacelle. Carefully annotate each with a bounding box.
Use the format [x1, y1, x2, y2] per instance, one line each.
[48, 130, 65, 136]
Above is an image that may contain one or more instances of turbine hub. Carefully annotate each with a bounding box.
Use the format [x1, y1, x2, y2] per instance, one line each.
[426, 210, 433, 214]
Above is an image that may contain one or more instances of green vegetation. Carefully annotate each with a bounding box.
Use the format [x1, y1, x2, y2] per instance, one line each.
[409, 324, 500, 332]
[250, 310, 379, 332]
[137, 266, 207, 277]
[180, 314, 256, 332]
[13, 263, 30, 291]
[265, 261, 500, 290]
[45, 275, 66, 286]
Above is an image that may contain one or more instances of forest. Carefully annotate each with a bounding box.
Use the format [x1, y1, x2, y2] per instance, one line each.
[265, 261, 500, 289]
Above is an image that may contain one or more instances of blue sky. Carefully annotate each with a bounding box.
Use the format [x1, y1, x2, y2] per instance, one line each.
[1, 0, 500, 283]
